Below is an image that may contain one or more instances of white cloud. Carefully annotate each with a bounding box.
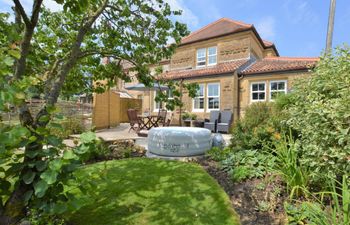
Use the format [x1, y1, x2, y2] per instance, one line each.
[255, 16, 276, 39]
[165, 0, 199, 29]
[283, 0, 319, 25]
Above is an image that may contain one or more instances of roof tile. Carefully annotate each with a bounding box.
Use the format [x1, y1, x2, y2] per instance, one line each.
[241, 57, 319, 75]
[180, 18, 252, 45]
[161, 59, 249, 80]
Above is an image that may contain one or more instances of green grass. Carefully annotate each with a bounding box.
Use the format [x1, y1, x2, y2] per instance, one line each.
[65, 158, 240, 225]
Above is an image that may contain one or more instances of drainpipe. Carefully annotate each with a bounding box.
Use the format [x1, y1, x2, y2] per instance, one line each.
[237, 73, 244, 120]
[179, 79, 184, 126]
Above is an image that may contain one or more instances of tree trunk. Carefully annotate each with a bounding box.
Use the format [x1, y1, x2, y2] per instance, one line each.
[0, 1, 109, 223]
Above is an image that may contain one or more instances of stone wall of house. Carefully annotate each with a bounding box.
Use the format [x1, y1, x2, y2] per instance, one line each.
[239, 71, 310, 116]
[170, 32, 252, 70]
[157, 74, 238, 125]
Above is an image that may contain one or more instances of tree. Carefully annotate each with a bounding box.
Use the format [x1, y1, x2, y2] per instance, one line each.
[0, 0, 189, 223]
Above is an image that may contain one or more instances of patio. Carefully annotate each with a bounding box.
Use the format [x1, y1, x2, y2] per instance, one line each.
[66, 123, 231, 150]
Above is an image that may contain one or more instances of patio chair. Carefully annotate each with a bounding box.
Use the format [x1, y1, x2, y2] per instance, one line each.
[157, 109, 167, 126]
[204, 110, 220, 132]
[217, 111, 233, 133]
[127, 109, 142, 132]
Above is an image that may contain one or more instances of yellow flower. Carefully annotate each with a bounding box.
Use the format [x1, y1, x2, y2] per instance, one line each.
[273, 132, 281, 140]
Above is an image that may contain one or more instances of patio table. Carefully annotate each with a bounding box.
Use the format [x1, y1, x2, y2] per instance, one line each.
[138, 115, 159, 130]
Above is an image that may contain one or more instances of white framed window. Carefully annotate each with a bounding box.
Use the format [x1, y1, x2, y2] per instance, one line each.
[251, 82, 266, 102]
[154, 90, 161, 111]
[208, 46, 217, 65]
[270, 80, 287, 100]
[154, 90, 174, 112]
[207, 83, 220, 111]
[196, 48, 206, 67]
[193, 84, 205, 112]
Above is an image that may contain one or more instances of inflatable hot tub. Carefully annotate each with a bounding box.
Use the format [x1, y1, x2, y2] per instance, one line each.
[147, 127, 212, 157]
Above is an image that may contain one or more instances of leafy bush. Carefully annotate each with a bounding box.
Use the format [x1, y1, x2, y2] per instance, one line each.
[221, 150, 276, 182]
[230, 102, 289, 153]
[181, 112, 197, 120]
[284, 46, 350, 181]
[49, 116, 85, 139]
[206, 147, 232, 161]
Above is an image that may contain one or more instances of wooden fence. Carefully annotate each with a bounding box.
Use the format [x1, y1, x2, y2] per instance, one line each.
[92, 91, 142, 129]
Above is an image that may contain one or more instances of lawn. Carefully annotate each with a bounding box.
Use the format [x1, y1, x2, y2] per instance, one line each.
[65, 158, 240, 225]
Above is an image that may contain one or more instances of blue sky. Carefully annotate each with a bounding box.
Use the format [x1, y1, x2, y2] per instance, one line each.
[168, 0, 349, 57]
[1, 0, 349, 57]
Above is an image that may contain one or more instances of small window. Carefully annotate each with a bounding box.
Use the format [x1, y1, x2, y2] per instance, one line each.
[167, 89, 174, 99]
[207, 83, 220, 110]
[196, 48, 206, 67]
[251, 82, 266, 102]
[208, 46, 217, 65]
[270, 80, 287, 100]
[154, 91, 161, 111]
[193, 84, 205, 111]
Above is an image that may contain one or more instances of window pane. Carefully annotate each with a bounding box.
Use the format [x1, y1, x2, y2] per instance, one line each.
[197, 85, 204, 96]
[271, 82, 277, 90]
[167, 89, 173, 99]
[197, 61, 206, 66]
[258, 83, 265, 91]
[278, 82, 285, 90]
[252, 93, 259, 100]
[194, 98, 204, 109]
[197, 48, 206, 57]
[208, 97, 219, 109]
[208, 55, 216, 65]
[208, 84, 219, 96]
[208, 47, 217, 55]
[252, 84, 258, 91]
[259, 93, 265, 100]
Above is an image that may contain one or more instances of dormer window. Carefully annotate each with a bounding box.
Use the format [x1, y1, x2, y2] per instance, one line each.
[196, 46, 217, 68]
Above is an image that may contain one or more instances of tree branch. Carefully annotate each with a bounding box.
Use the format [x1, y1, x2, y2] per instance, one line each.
[44, 0, 109, 107]
[14, 0, 43, 80]
[12, 0, 30, 26]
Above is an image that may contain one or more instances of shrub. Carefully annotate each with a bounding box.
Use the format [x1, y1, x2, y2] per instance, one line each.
[284, 46, 350, 181]
[230, 102, 283, 152]
[206, 147, 232, 161]
[221, 150, 276, 182]
[49, 116, 85, 139]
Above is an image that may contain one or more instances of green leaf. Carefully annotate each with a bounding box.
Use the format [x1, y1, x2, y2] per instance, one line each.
[63, 150, 76, 159]
[25, 149, 39, 158]
[35, 161, 47, 171]
[0, 180, 11, 192]
[80, 131, 96, 144]
[47, 135, 62, 146]
[40, 169, 58, 185]
[34, 180, 49, 198]
[53, 203, 67, 214]
[23, 190, 33, 202]
[38, 115, 50, 122]
[8, 49, 20, 59]
[3, 56, 13, 66]
[23, 170, 36, 184]
[49, 159, 62, 171]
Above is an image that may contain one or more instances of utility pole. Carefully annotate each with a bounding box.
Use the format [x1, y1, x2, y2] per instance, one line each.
[326, 0, 336, 53]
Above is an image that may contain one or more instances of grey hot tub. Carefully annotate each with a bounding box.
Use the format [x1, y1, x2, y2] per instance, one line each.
[147, 127, 212, 157]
